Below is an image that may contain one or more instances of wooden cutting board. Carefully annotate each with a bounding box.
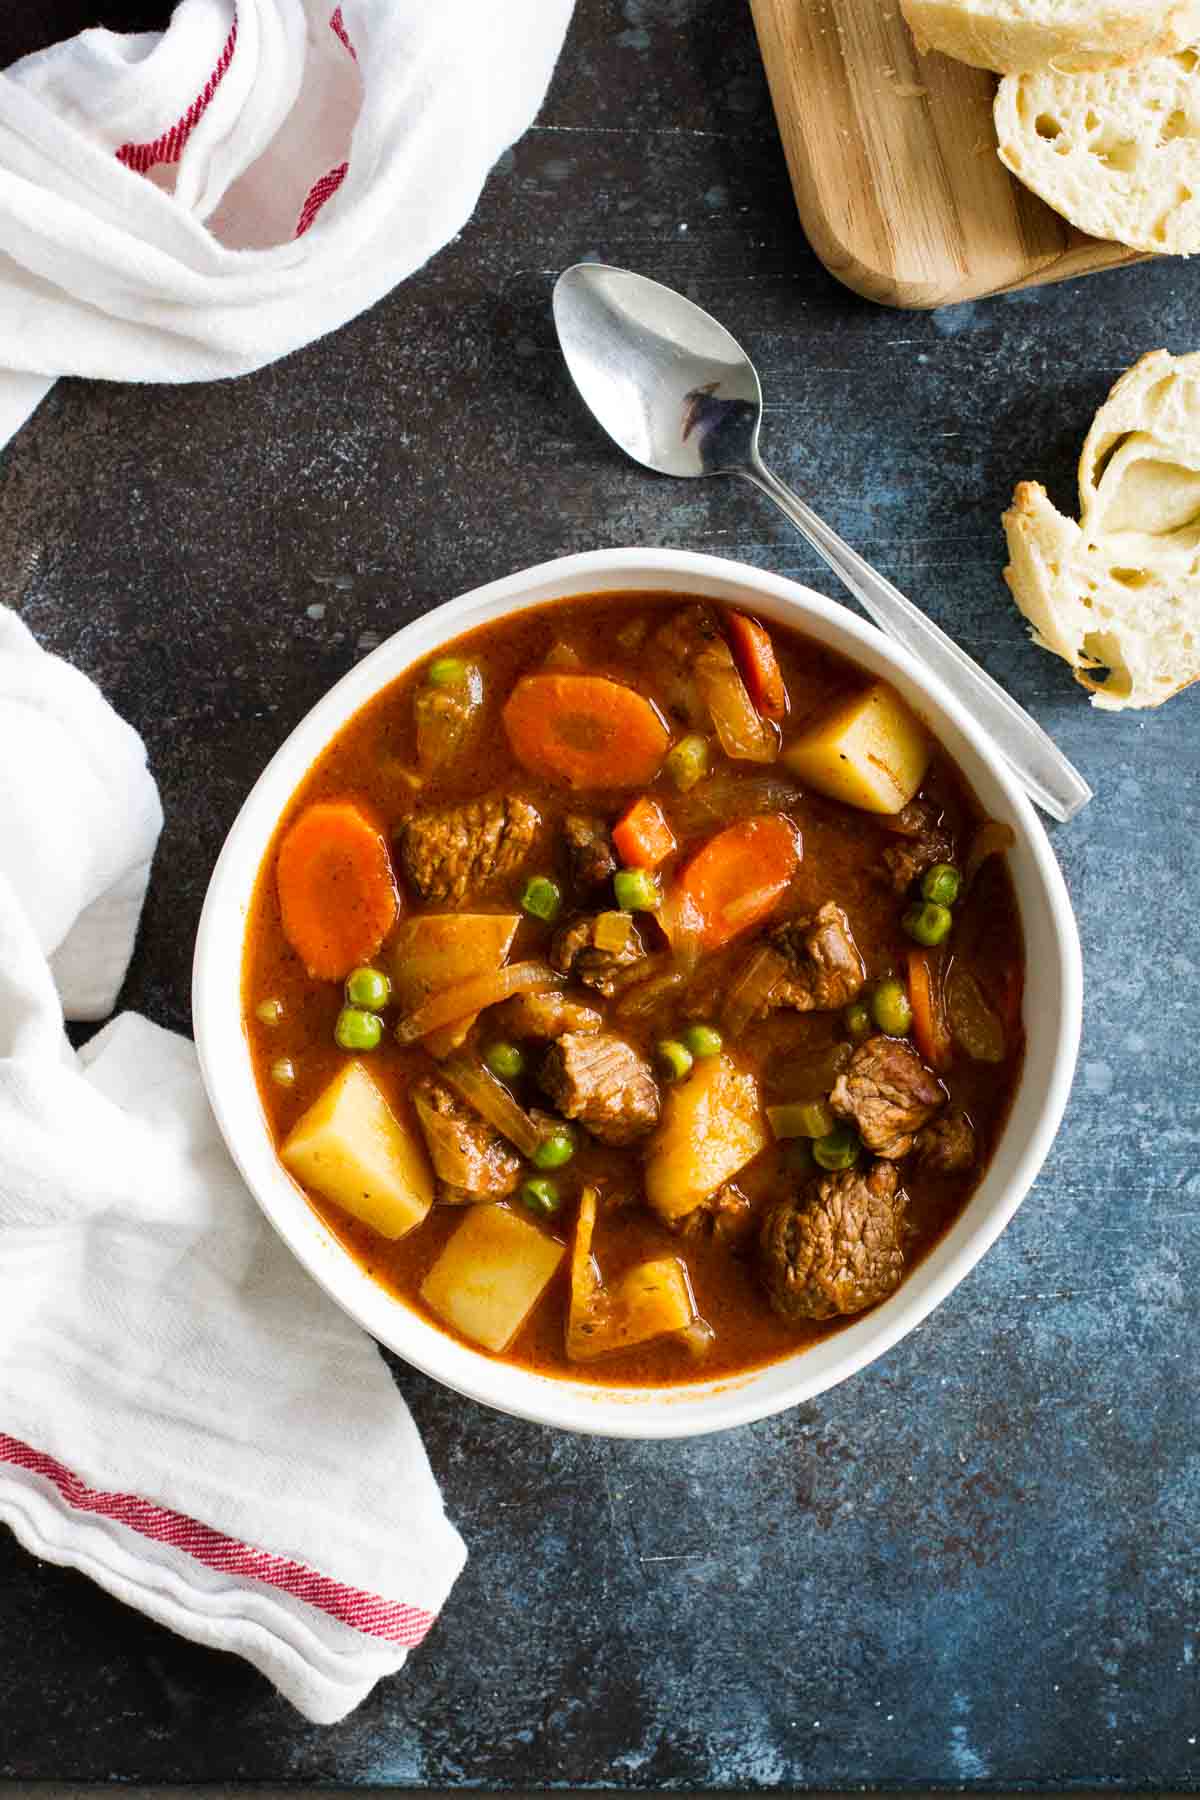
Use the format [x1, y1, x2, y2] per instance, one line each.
[748, 0, 1146, 308]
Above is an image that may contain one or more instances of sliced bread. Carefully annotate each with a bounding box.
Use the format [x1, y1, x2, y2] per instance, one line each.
[995, 48, 1200, 254]
[1003, 351, 1200, 709]
[902, 0, 1200, 73]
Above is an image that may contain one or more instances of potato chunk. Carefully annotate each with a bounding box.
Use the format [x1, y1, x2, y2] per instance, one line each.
[782, 681, 931, 815]
[281, 1060, 433, 1240]
[389, 914, 520, 1011]
[420, 1204, 565, 1353]
[644, 1054, 768, 1225]
[566, 1188, 698, 1361]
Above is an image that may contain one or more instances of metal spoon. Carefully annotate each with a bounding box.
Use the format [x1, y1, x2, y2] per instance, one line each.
[552, 262, 1092, 824]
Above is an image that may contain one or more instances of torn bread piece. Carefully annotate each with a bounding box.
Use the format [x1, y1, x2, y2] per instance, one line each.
[995, 47, 1200, 254]
[1003, 352, 1200, 709]
[903, 0, 1200, 74]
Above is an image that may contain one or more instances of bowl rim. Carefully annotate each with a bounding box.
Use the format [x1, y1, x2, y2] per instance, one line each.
[193, 547, 1083, 1439]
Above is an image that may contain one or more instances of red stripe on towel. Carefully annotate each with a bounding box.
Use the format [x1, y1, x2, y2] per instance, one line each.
[330, 6, 358, 60]
[0, 1433, 436, 1646]
[296, 161, 349, 236]
[296, 10, 359, 233]
[116, 13, 239, 175]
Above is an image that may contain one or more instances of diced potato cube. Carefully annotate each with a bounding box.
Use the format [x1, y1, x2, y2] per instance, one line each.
[644, 1055, 768, 1225]
[566, 1190, 699, 1362]
[420, 1204, 564, 1353]
[781, 681, 931, 815]
[389, 914, 520, 1012]
[281, 1060, 433, 1240]
[603, 1258, 696, 1358]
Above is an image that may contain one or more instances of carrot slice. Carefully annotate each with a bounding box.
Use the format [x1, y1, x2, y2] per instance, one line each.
[727, 613, 787, 720]
[276, 802, 399, 982]
[612, 796, 677, 870]
[502, 674, 669, 789]
[907, 948, 953, 1073]
[673, 813, 800, 950]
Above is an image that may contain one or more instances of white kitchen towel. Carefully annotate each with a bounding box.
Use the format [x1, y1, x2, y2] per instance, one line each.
[0, 607, 468, 1724]
[0, 0, 575, 451]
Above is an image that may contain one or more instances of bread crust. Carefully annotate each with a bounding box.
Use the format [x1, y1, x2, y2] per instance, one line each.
[1002, 354, 1200, 710]
[902, 0, 1200, 73]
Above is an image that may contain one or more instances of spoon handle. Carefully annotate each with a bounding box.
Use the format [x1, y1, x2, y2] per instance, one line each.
[742, 456, 1092, 824]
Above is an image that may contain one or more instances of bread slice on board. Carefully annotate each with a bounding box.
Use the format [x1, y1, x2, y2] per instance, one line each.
[995, 50, 1200, 253]
[1003, 351, 1200, 710]
[903, 0, 1200, 73]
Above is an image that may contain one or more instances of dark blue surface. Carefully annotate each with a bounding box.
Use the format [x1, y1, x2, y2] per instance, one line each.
[2, 0, 1198, 1786]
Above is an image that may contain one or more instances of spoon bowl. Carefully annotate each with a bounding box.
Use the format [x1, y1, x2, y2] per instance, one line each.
[553, 263, 761, 477]
[552, 262, 1093, 824]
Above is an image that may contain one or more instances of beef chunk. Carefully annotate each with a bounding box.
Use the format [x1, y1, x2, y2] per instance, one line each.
[914, 1105, 976, 1177]
[759, 1159, 908, 1322]
[411, 1077, 522, 1204]
[490, 989, 603, 1041]
[550, 913, 647, 997]
[829, 1035, 945, 1158]
[398, 794, 540, 906]
[537, 1031, 661, 1145]
[880, 799, 955, 895]
[562, 813, 617, 890]
[763, 901, 866, 1014]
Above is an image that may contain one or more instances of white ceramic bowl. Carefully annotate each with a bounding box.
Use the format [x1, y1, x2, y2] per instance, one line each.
[193, 548, 1082, 1439]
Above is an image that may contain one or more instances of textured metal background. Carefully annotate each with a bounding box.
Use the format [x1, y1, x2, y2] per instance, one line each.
[1, 0, 1197, 1785]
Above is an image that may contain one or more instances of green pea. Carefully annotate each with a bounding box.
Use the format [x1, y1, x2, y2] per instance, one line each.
[844, 1001, 871, 1042]
[871, 978, 913, 1038]
[334, 1006, 383, 1052]
[613, 867, 661, 912]
[270, 1057, 296, 1088]
[657, 1038, 694, 1082]
[520, 1176, 561, 1218]
[426, 656, 470, 689]
[903, 901, 953, 948]
[521, 875, 562, 923]
[681, 1023, 723, 1060]
[485, 1041, 525, 1081]
[532, 1128, 575, 1170]
[666, 733, 710, 792]
[255, 997, 284, 1027]
[921, 862, 962, 907]
[812, 1125, 862, 1172]
[345, 966, 392, 1011]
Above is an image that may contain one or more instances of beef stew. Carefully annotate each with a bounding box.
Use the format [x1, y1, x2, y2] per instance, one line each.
[242, 593, 1025, 1386]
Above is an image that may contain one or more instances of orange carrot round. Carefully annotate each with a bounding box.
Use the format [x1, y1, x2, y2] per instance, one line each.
[502, 674, 669, 789]
[612, 795, 677, 870]
[727, 612, 788, 720]
[674, 813, 800, 949]
[276, 802, 399, 981]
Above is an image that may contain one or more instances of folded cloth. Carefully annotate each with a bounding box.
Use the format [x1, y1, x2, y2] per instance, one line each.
[0, 608, 467, 1724]
[0, 0, 575, 452]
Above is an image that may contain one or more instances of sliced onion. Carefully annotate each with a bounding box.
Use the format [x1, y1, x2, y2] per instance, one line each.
[655, 884, 705, 973]
[438, 1051, 545, 1158]
[395, 960, 558, 1045]
[670, 774, 803, 835]
[694, 642, 779, 764]
[614, 966, 689, 1018]
[964, 819, 1016, 891]
[679, 1317, 716, 1359]
[947, 968, 1006, 1063]
[721, 944, 789, 1038]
